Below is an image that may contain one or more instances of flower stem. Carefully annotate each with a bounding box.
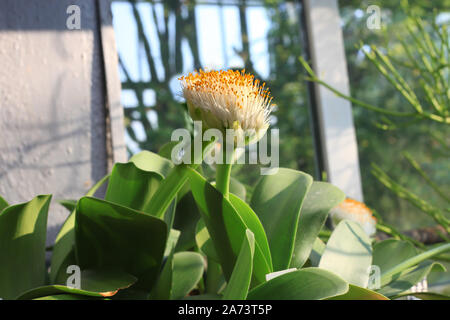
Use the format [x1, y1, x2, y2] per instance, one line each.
[215, 145, 234, 199]
[149, 139, 214, 219]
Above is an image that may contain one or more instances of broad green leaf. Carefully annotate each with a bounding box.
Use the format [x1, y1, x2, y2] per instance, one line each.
[151, 228, 180, 299]
[309, 237, 326, 267]
[150, 248, 175, 300]
[146, 165, 192, 219]
[129, 150, 174, 178]
[164, 229, 181, 259]
[50, 243, 77, 285]
[205, 259, 226, 294]
[230, 177, 246, 201]
[247, 268, 348, 300]
[0, 195, 52, 299]
[393, 291, 450, 300]
[183, 294, 222, 300]
[50, 212, 77, 284]
[17, 269, 137, 299]
[188, 168, 272, 284]
[34, 294, 106, 300]
[173, 191, 201, 251]
[0, 195, 9, 212]
[228, 194, 272, 271]
[50, 175, 110, 284]
[195, 218, 220, 262]
[328, 284, 389, 300]
[377, 241, 450, 287]
[250, 168, 313, 271]
[223, 229, 255, 300]
[319, 220, 372, 287]
[75, 197, 167, 290]
[158, 141, 181, 160]
[105, 162, 163, 214]
[373, 239, 418, 273]
[162, 196, 177, 232]
[146, 141, 215, 219]
[290, 182, 345, 268]
[171, 252, 205, 299]
[378, 260, 445, 297]
[105, 162, 177, 229]
[58, 199, 77, 213]
[427, 263, 450, 293]
[373, 239, 450, 295]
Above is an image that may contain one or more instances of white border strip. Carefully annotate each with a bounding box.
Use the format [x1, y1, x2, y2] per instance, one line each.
[303, 0, 364, 201]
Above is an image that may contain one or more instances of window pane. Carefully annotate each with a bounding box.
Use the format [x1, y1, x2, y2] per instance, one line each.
[112, 0, 318, 189]
[338, 1, 450, 230]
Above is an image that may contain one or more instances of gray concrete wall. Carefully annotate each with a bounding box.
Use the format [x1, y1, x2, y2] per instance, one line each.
[0, 0, 125, 246]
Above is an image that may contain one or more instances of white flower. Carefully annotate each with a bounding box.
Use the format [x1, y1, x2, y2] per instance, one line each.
[179, 69, 274, 145]
[330, 198, 377, 237]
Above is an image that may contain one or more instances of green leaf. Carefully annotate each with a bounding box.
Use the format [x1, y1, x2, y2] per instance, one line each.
[164, 229, 181, 259]
[223, 229, 255, 300]
[171, 252, 205, 299]
[49, 213, 77, 284]
[188, 168, 272, 284]
[373, 239, 418, 272]
[378, 260, 445, 297]
[150, 248, 175, 300]
[105, 162, 177, 229]
[247, 268, 348, 300]
[150, 229, 180, 299]
[34, 294, 106, 300]
[17, 269, 137, 299]
[228, 194, 273, 273]
[129, 150, 174, 178]
[0, 195, 52, 299]
[290, 181, 345, 268]
[229, 177, 246, 201]
[309, 237, 326, 267]
[250, 168, 313, 271]
[372, 239, 445, 297]
[195, 218, 220, 262]
[378, 242, 450, 287]
[147, 141, 215, 219]
[328, 284, 389, 300]
[75, 196, 167, 291]
[183, 293, 222, 300]
[0, 195, 9, 212]
[205, 259, 226, 294]
[105, 162, 164, 214]
[393, 291, 450, 300]
[319, 220, 372, 287]
[173, 191, 201, 251]
[50, 174, 110, 284]
[58, 199, 77, 213]
[158, 141, 181, 161]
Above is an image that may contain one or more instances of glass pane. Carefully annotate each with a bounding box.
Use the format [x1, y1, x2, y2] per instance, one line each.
[338, 1, 450, 230]
[111, 0, 317, 190]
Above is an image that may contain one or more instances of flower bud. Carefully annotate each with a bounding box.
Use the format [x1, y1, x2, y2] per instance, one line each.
[179, 69, 274, 146]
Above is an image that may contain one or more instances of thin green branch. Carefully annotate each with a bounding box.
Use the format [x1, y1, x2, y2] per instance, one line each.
[402, 151, 450, 203]
[298, 56, 416, 118]
[371, 163, 450, 232]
